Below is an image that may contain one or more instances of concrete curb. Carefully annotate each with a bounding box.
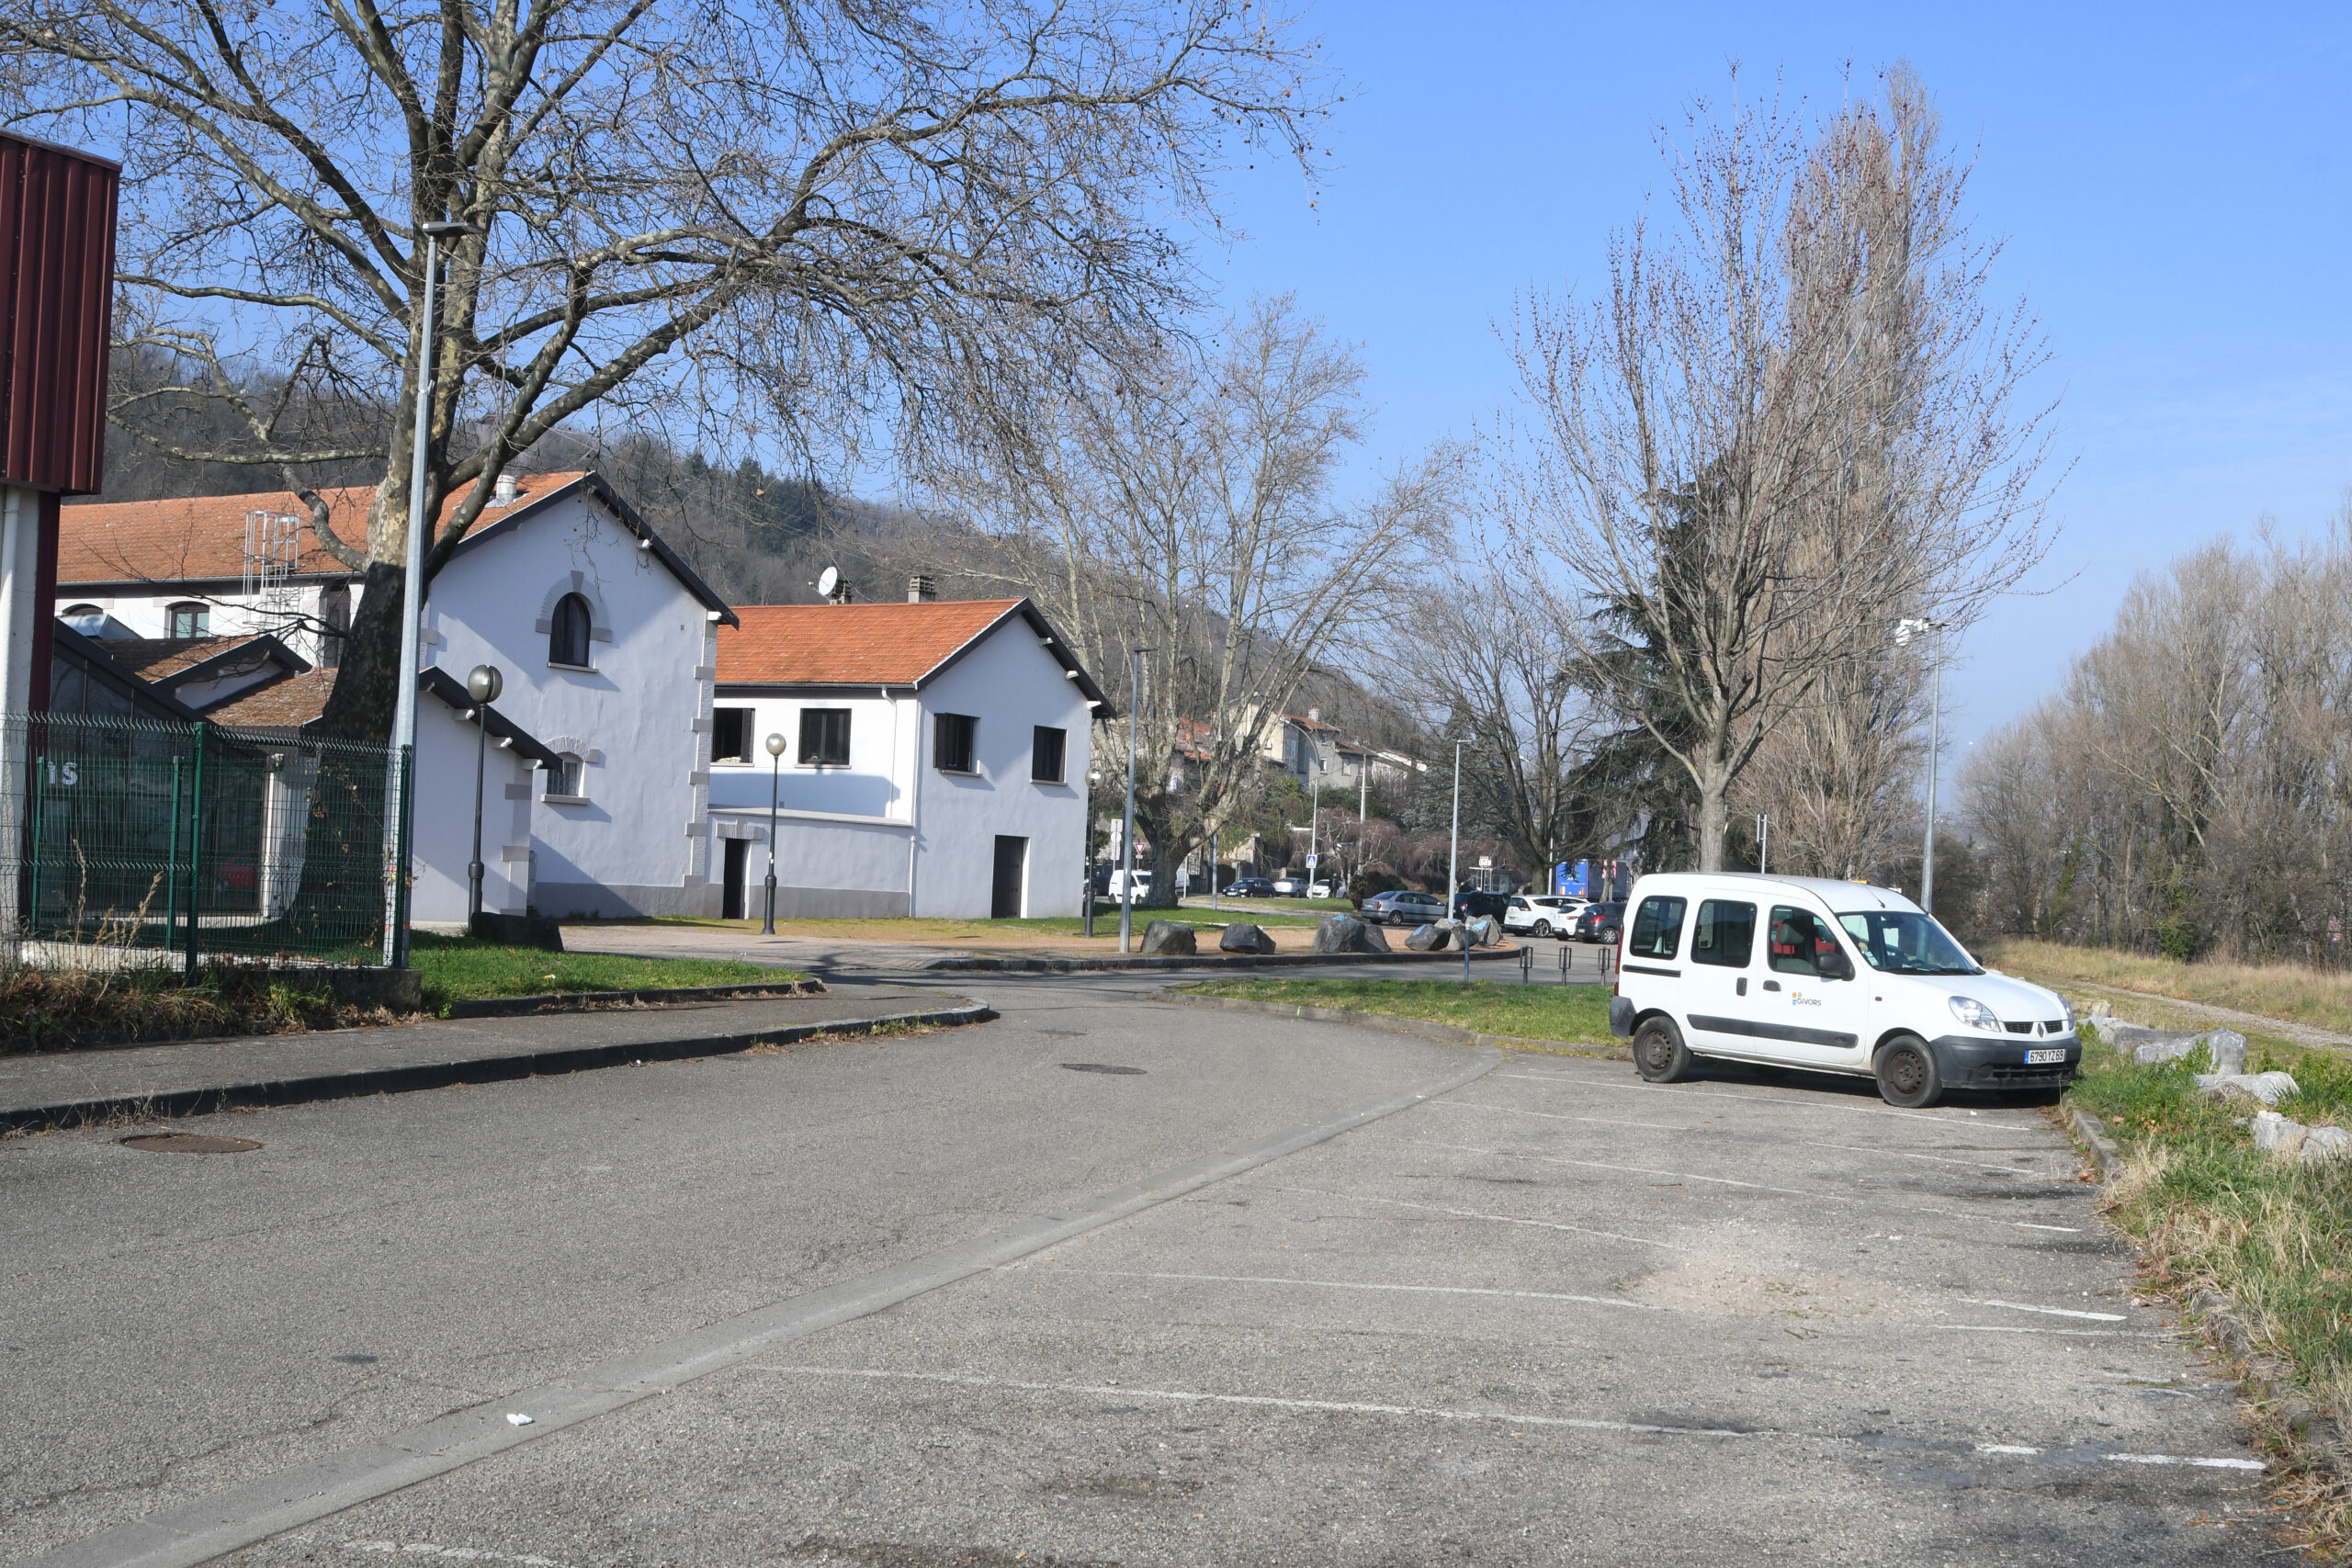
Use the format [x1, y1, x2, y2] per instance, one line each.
[444, 978, 825, 1018]
[0, 1002, 993, 1134]
[1160, 989, 1627, 1058]
[920, 946, 1527, 974]
[2068, 1107, 2123, 1180]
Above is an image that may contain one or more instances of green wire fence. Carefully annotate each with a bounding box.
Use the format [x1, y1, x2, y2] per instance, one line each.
[3, 712, 409, 969]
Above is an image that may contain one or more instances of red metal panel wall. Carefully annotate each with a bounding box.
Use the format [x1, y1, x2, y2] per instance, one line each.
[0, 131, 119, 496]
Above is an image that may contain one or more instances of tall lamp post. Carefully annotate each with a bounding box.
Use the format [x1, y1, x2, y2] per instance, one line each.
[1120, 648, 1142, 954]
[386, 215, 478, 967]
[1449, 739, 1475, 982]
[1894, 616, 1946, 914]
[762, 731, 786, 932]
[464, 664, 502, 923]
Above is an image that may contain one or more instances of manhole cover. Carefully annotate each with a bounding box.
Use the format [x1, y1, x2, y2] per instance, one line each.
[1061, 1063, 1146, 1076]
[119, 1134, 263, 1155]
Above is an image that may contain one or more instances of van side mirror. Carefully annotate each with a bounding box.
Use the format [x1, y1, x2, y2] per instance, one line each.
[1823, 950, 1855, 982]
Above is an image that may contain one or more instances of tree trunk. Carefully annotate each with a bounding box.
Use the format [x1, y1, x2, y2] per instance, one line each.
[1696, 759, 1731, 873]
[318, 559, 411, 744]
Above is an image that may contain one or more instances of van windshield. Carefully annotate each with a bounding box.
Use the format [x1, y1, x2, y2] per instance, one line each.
[1837, 911, 1982, 976]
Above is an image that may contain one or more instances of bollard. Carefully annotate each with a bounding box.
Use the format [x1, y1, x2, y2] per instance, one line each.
[1520, 945, 1532, 984]
[1559, 943, 1571, 981]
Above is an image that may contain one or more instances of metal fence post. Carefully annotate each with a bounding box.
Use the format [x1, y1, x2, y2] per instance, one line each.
[27, 752, 44, 938]
[164, 755, 182, 956]
[185, 721, 206, 977]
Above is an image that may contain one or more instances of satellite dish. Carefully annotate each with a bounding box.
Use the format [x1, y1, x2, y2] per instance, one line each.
[817, 566, 840, 600]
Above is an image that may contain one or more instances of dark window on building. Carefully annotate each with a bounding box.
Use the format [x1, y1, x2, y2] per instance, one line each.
[934, 712, 978, 773]
[167, 601, 209, 638]
[1690, 900, 1757, 967]
[1031, 725, 1067, 783]
[798, 707, 851, 766]
[548, 592, 593, 666]
[712, 706, 752, 763]
[548, 753, 585, 798]
[1627, 895, 1688, 961]
[319, 586, 351, 669]
[61, 603, 103, 621]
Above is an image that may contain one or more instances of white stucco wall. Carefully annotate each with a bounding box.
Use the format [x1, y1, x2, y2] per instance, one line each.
[62, 581, 352, 668]
[425, 492, 718, 919]
[707, 611, 1093, 919]
[409, 696, 537, 921]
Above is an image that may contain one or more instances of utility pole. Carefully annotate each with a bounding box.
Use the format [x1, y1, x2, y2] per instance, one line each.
[1894, 617, 1946, 913]
[1120, 648, 1142, 953]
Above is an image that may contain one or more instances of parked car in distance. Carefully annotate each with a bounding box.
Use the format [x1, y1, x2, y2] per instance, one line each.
[1271, 874, 1308, 896]
[1573, 900, 1625, 943]
[1222, 876, 1275, 897]
[1607, 872, 2076, 1108]
[1306, 881, 1335, 900]
[1361, 888, 1445, 926]
[1503, 895, 1590, 938]
[1100, 869, 1152, 899]
[1452, 890, 1511, 924]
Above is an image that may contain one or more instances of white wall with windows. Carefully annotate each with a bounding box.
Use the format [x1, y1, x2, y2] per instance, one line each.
[707, 613, 1094, 919]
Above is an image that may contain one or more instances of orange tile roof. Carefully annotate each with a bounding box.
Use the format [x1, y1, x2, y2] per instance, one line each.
[207, 668, 335, 729]
[718, 600, 1027, 686]
[57, 473, 589, 584]
[104, 635, 260, 681]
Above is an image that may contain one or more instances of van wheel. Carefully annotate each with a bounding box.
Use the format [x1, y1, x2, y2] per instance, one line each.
[1633, 1017, 1694, 1084]
[1875, 1036, 1943, 1109]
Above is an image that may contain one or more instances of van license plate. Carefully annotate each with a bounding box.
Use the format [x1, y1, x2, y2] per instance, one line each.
[2024, 1047, 2066, 1065]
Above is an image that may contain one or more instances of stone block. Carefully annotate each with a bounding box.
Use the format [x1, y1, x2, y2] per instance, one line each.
[1312, 914, 1390, 954]
[1140, 919, 1197, 956]
[2196, 1070, 2300, 1107]
[1406, 923, 1451, 952]
[1218, 922, 1276, 954]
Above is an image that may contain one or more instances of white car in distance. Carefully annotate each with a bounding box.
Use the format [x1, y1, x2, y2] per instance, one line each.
[1503, 895, 1589, 938]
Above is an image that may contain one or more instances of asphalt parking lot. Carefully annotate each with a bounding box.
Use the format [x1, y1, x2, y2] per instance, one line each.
[3, 974, 2272, 1566]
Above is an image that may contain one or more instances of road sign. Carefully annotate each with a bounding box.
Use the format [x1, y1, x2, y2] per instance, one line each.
[1306, 853, 1318, 867]
[1477, 855, 1491, 868]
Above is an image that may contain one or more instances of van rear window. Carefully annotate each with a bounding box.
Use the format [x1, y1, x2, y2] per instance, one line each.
[1627, 896, 1687, 959]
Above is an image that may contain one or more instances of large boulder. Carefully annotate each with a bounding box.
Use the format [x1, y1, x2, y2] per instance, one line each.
[1465, 915, 1503, 948]
[1312, 914, 1391, 954]
[1218, 922, 1277, 955]
[2132, 1028, 2247, 1076]
[1406, 922, 1452, 952]
[2252, 1110, 2352, 1164]
[1140, 919, 1197, 956]
[2196, 1070, 2299, 1107]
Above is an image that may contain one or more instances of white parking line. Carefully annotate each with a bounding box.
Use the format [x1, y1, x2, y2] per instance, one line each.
[1926, 1325, 2168, 1337]
[1799, 1140, 2068, 1176]
[1431, 1100, 1690, 1133]
[750, 1364, 1761, 1437]
[743, 1366, 2264, 1473]
[1400, 1137, 2085, 1234]
[1973, 1444, 2262, 1471]
[1490, 1073, 2052, 1134]
[1960, 1297, 2128, 1323]
[1279, 1186, 1690, 1250]
[344, 1545, 566, 1566]
[1012, 1265, 1663, 1312]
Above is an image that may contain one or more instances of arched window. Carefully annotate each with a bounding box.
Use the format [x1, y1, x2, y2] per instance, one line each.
[548, 592, 593, 667]
[61, 604, 104, 621]
[548, 753, 585, 798]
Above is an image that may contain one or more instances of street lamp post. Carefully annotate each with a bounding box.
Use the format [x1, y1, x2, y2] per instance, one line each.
[1085, 768, 1102, 938]
[464, 664, 502, 923]
[385, 216, 478, 968]
[762, 732, 786, 932]
[1894, 617, 1946, 913]
[1120, 648, 1142, 954]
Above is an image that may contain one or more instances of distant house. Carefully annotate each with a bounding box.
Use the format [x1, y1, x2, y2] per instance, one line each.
[54, 471, 736, 921]
[709, 593, 1107, 919]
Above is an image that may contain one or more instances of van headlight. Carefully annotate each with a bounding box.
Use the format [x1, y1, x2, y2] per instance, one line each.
[1948, 996, 2001, 1032]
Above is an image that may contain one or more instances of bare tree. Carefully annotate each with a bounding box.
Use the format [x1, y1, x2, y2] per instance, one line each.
[1390, 541, 1599, 886]
[3, 0, 1326, 739]
[1501, 66, 2054, 869]
[1731, 643, 1927, 879]
[949, 296, 1455, 908]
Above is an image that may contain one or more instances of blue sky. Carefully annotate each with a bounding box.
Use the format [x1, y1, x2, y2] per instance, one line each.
[1201, 1, 2352, 763]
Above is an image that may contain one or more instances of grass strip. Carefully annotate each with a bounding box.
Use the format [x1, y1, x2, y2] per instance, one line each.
[408, 933, 787, 1012]
[1172, 977, 1616, 1046]
[1987, 938, 2352, 1043]
[0, 963, 354, 1055]
[2066, 1035, 2352, 1551]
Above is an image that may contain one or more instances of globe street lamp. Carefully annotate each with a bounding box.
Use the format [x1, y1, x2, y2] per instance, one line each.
[464, 663, 502, 923]
[763, 731, 786, 933]
[1894, 617, 1946, 913]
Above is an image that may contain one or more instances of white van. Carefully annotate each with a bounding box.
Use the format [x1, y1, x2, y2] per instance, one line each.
[1604, 873, 2076, 1108]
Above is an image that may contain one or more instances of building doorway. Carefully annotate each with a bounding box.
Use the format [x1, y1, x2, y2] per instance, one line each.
[990, 836, 1027, 919]
[722, 837, 749, 920]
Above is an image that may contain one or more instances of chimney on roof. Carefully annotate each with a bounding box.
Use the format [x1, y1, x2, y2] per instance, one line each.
[492, 470, 519, 505]
[908, 574, 936, 604]
[1308, 706, 1319, 723]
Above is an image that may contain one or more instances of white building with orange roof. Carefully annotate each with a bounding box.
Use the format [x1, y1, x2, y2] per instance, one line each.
[708, 586, 1107, 920]
[52, 470, 740, 923]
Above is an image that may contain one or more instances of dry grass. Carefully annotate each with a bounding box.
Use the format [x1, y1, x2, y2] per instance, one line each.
[0, 962, 358, 1055]
[1987, 938, 2352, 1040]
